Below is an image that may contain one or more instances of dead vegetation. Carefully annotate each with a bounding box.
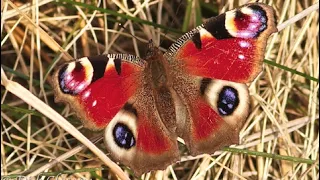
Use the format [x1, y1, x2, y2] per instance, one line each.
[1, 0, 319, 179]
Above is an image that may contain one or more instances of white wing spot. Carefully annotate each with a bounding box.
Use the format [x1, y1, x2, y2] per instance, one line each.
[238, 54, 245, 60]
[239, 40, 250, 48]
[92, 100, 97, 107]
[77, 83, 85, 92]
[252, 16, 259, 21]
[83, 90, 91, 99]
[66, 74, 72, 81]
[249, 24, 258, 30]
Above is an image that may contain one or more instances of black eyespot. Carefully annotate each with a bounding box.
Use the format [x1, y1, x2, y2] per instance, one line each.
[217, 86, 239, 116]
[113, 123, 135, 149]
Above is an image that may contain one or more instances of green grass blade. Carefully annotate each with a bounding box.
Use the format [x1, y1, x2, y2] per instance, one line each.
[182, 0, 202, 32]
[264, 59, 318, 82]
[182, 0, 193, 32]
[224, 147, 317, 165]
[195, 0, 203, 26]
[1, 104, 44, 117]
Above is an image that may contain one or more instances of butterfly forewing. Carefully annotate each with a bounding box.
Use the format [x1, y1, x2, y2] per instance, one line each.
[165, 3, 277, 83]
[51, 54, 145, 130]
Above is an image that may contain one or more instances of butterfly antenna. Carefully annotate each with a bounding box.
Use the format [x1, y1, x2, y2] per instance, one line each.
[119, 23, 144, 43]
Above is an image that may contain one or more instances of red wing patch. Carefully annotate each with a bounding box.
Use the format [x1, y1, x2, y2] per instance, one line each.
[137, 114, 172, 154]
[78, 62, 143, 128]
[189, 97, 222, 140]
[176, 36, 259, 83]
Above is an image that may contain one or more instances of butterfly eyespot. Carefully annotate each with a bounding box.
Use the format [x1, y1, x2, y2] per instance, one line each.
[113, 122, 136, 149]
[223, 5, 270, 39]
[217, 86, 239, 116]
[58, 58, 93, 95]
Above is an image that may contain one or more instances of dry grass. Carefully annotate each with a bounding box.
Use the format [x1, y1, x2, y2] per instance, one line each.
[1, 0, 319, 179]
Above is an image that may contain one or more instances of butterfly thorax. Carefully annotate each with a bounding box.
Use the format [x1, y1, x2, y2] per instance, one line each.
[144, 42, 172, 89]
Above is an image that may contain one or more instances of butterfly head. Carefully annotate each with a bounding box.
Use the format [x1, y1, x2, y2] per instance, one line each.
[144, 39, 163, 61]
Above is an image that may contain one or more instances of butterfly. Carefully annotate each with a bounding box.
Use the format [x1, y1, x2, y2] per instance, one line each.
[51, 2, 278, 176]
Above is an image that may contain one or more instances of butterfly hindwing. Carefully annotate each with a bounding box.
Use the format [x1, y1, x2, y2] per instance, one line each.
[104, 84, 180, 175]
[165, 3, 277, 156]
[169, 71, 250, 155]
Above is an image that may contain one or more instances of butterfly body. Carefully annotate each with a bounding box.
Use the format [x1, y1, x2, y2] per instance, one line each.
[51, 3, 277, 175]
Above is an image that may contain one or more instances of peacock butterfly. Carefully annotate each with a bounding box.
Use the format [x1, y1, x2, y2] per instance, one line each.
[50, 3, 278, 176]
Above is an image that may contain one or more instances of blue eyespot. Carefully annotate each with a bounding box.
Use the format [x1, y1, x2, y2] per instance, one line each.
[113, 123, 135, 149]
[217, 86, 239, 116]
